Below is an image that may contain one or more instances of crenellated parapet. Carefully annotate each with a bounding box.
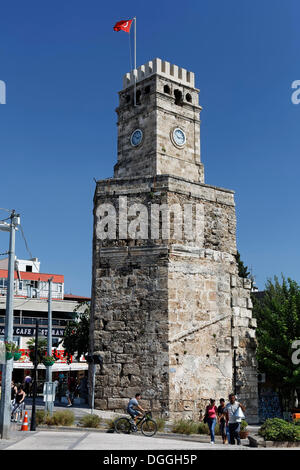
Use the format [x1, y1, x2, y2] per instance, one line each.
[123, 58, 195, 89]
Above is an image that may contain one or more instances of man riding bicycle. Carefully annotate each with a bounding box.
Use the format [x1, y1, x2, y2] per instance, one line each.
[127, 393, 145, 426]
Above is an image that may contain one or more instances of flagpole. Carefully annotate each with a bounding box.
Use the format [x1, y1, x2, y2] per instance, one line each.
[134, 16, 136, 107]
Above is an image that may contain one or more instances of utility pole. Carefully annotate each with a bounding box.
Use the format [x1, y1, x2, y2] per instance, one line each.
[30, 319, 39, 431]
[45, 277, 54, 414]
[0, 210, 20, 439]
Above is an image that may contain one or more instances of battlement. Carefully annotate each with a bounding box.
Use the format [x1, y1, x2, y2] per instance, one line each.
[122, 58, 195, 89]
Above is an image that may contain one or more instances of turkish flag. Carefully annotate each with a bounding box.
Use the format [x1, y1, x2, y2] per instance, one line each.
[113, 19, 133, 33]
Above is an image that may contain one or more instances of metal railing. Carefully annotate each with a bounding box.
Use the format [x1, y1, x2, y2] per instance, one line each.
[0, 316, 70, 327]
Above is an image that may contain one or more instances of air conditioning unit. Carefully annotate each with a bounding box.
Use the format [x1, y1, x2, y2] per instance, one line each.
[258, 373, 266, 383]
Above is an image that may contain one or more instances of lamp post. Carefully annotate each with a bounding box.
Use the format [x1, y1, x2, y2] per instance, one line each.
[0, 210, 20, 439]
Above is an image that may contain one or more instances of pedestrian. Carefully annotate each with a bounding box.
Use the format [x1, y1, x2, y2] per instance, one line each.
[66, 375, 76, 407]
[217, 398, 227, 444]
[24, 374, 32, 395]
[204, 398, 218, 444]
[11, 384, 26, 423]
[10, 380, 17, 414]
[225, 393, 246, 445]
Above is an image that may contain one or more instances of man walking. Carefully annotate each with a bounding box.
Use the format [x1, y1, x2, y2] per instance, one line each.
[225, 393, 246, 445]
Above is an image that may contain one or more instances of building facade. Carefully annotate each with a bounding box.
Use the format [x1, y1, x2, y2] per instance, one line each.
[91, 59, 258, 422]
[0, 257, 89, 390]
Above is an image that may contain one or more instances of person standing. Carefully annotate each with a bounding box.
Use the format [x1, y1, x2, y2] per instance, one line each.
[11, 384, 26, 422]
[217, 398, 227, 444]
[204, 399, 218, 444]
[24, 374, 32, 396]
[66, 376, 76, 407]
[225, 393, 246, 445]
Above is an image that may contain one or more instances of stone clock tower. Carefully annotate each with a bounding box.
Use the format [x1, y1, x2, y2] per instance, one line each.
[91, 58, 258, 423]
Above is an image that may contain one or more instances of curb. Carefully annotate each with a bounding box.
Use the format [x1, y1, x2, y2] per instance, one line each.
[248, 434, 300, 448]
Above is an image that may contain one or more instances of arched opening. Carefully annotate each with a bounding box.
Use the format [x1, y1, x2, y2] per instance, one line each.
[136, 90, 141, 105]
[186, 93, 192, 103]
[164, 84, 171, 94]
[174, 89, 183, 106]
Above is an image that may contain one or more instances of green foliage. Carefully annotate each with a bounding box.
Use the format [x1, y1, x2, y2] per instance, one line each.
[60, 302, 90, 363]
[27, 338, 47, 364]
[36, 410, 47, 425]
[259, 418, 300, 442]
[171, 420, 199, 435]
[45, 410, 75, 426]
[155, 418, 166, 432]
[5, 341, 19, 353]
[240, 420, 248, 431]
[235, 251, 251, 279]
[79, 414, 102, 428]
[197, 421, 209, 435]
[253, 276, 300, 398]
[106, 415, 124, 430]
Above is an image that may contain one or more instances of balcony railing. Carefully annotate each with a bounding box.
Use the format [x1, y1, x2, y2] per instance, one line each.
[0, 316, 70, 327]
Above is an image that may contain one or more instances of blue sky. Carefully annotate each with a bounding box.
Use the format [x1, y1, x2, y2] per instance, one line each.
[0, 0, 299, 295]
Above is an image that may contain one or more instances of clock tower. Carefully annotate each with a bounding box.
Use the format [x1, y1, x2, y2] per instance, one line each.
[115, 58, 204, 183]
[91, 59, 258, 423]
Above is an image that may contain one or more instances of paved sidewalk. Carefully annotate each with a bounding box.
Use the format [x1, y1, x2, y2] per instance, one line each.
[2, 430, 252, 450]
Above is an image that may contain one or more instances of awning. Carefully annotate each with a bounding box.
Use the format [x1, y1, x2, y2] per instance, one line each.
[13, 362, 88, 371]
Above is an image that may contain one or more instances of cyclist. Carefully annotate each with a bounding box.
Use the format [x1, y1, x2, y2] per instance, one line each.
[127, 393, 145, 428]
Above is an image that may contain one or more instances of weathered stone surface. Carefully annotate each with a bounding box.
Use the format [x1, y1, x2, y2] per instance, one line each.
[90, 59, 258, 423]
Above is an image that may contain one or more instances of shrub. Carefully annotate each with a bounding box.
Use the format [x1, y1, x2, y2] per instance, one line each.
[240, 420, 248, 431]
[156, 418, 166, 432]
[105, 415, 124, 430]
[197, 422, 209, 435]
[46, 410, 75, 427]
[259, 418, 300, 442]
[36, 410, 47, 425]
[79, 414, 102, 428]
[172, 420, 199, 435]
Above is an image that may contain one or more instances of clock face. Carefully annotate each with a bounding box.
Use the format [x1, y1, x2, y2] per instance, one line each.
[130, 129, 143, 147]
[173, 128, 186, 147]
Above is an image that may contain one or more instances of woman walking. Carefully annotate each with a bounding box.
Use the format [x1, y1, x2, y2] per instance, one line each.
[11, 384, 26, 423]
[204, 398, 218, 444]
[217, 398, 228, 444]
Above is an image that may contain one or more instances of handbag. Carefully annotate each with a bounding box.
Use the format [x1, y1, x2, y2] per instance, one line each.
[234, 405, 245, 421]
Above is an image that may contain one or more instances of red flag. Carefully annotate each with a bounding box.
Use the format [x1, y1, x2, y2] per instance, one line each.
[113, 19, 133, 33]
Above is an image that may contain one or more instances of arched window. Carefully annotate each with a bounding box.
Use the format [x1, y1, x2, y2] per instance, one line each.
[174, 89, 183, 106]
[164, 84, 171, 94]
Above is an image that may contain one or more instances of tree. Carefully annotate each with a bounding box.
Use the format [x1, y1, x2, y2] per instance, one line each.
[27, 337, 47, 364]
[60, 302, 90, 363]
[235, 251, 251, 279]
[253, 276, 300, 408]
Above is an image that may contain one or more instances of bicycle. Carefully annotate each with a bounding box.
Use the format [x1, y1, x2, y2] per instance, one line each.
[114, 411, 157, 437]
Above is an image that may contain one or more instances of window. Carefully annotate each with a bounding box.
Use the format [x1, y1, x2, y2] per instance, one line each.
[136, 90, 141, 105]
[164, 84, 171, 94]
[186, 93, 192, 103]
[174, 89, 183, 106]
[26, 265, 32, 272]
[144, 85, 150, 94]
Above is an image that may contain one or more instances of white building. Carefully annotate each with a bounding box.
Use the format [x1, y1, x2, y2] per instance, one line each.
[0, 258, 89, 393]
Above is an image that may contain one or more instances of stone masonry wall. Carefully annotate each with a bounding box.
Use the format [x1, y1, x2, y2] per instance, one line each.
[91, 174, 258, 421]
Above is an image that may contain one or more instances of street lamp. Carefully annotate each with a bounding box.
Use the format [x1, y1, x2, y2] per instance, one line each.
[0, 210, 20, 439]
